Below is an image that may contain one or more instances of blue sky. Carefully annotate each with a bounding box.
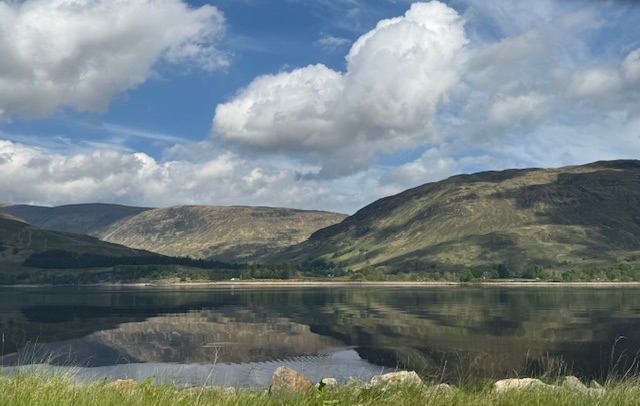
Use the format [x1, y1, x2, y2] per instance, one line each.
[0, 0, 639, 214]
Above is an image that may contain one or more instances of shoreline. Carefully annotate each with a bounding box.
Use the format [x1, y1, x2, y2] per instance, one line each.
[5, 280, 640, 288]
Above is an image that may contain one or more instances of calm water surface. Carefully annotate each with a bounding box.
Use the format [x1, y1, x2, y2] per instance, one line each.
[1, 285, 640, 387]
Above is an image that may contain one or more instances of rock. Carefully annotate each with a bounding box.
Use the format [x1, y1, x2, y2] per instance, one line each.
[494, 378, 548, 393]
[562, 376, 588, 391]
[433, 383, 453, 391]
[561, 376, 605, 395]
[344, 377, 369, 394]
[370, 371, 423, 387]
[210, 386, 237, 397]
[345, 377, 367, 388]
[316, 377, 338, 390]
[269, 366, 313, 395]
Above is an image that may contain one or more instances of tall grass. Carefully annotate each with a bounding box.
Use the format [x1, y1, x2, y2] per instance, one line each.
[3, 371, 640, 406]
[3, 339, 640, 405]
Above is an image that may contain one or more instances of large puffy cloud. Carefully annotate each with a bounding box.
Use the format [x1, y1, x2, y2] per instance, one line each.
[0, 0, 228, 118]
[213, 1, 468, 178]
[213, 64, 344, 154]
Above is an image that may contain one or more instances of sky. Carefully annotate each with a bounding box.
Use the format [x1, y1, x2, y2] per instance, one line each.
[0, 0, 639, 214]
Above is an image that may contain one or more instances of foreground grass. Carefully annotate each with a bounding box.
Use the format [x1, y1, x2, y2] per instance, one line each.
[2, 373, 640, 406]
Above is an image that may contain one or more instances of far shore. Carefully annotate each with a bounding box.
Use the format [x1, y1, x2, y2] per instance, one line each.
[5, 280, 640, 288]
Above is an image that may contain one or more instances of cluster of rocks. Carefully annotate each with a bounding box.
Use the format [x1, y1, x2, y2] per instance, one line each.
[494, 376, 604, 395]
[269, 366, 448, 395]
[270, 367, 607, 397]
[109, 368, 605, 397]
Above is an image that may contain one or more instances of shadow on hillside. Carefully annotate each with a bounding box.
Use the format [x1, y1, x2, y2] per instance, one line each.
[492, 165, 640, 258]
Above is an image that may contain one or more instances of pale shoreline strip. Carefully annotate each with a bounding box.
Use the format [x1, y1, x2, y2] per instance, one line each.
[4, 281, 640, 288]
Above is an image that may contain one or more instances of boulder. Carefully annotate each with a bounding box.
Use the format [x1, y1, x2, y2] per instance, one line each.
[269, 366, 313, 395]
[561, 376, 588, 391]
[494, 378, 548, 393]
[345, 377, 367, 387]
[344, 377, 369, 394]
[561, 376, 604, 395]
[433, 383, 453, 391]
[370, 371, 423, 387]
[316, 377, 338, 390]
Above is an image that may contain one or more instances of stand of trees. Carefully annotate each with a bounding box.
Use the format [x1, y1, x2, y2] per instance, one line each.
[13, 250, 640, 285]
[8, 250, 300, 285]
[23, 249, 242, 270]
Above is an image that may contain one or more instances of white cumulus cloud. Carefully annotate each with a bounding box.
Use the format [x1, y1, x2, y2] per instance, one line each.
[0, 140, 377, 213]
[213, 1, 468, 178]
[0, 0, 228, 119]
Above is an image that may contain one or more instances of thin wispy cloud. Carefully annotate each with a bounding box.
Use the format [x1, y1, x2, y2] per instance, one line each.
[100, 123, 187, 144]
[316, 35, 351, 51]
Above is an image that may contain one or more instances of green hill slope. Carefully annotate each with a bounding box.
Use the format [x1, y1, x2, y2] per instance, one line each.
[101, 206, 347, 262]
[0, 212, 147, 272]
[274, 160, 640, 275]
[1, 204, 346, 263]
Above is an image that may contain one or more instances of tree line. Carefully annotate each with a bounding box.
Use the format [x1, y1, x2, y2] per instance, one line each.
[23, 249, 242, 270]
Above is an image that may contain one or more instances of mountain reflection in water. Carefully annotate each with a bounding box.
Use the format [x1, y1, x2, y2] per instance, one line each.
[2, 285, 640, 385]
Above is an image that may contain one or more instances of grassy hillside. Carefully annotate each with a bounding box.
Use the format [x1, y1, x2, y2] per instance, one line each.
[0, 204, 346, 263]
[273, 160, 640, 275]
[0, 212, 148, 272]
[101, 206, 347, 262]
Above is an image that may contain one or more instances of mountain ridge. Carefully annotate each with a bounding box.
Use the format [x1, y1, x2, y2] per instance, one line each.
[101, 205, 347, 262]
[273, 159, 640, 275]
[0, 203, 347, 263]
[4, 160, 640, 276]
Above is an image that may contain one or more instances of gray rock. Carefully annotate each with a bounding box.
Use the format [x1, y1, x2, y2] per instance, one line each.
[213, 386, 237, 397]
[269, 366, 313, 395]
[370, 371, 423, 387]
[494, 378, 548, 393]
[315, 377, 338, 390]
[344, 377, 370, 394]
[562, 376, 588, 391]
[561, 376, 605, 395]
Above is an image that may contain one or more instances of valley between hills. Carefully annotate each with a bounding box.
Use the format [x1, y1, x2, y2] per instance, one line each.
[1, 159, 640, 284]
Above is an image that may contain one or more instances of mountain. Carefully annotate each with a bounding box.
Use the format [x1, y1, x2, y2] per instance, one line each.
[274, 160, 640, 275]
[100, 206, 347, 262]
[0, 204, 347, 262]
[0, 211, 147, 272]
[0, 203, 152, 237]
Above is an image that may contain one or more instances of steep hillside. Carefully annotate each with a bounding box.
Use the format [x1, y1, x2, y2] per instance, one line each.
[101, 206, 347, 262]
[274, 160, 640, 274]
[0, 203, 346, 263]
[0, 203, 151, 237]
[0, 212, 147, 271]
